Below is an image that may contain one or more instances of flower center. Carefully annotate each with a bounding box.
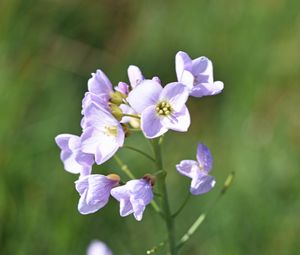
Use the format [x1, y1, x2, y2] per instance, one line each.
[104, 125, 118, 137]
[155, 101, 172, 116]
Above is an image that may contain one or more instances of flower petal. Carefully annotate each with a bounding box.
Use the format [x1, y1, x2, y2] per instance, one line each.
[55, 134, 93, 174]
[128, 65, 144, 88]
[88, 70, 113, 99]
[176, 160, 199, 179]
[127, 80, 162, 113]
[141, 105, 167, 138]
[75, 175, 117, 215]
[180, 70, 195, 90]
[87, 240, 113, 255]
[82, 92, 109, 115]
[111, 179, 153, 221]
[159, 82, 189, 112]
[196, 143, 213, 173]
[115, 82, 129, 95]
[190, 81, 224, 98]
[81, 125, 124, 165]
[161, 105, 190, 132]
[175, 51, 192, 81]
[192, 56, 213, 83]
[190, 173, 216, 195]
[131, 198, 146, 221]
[83, 103, 116, 128]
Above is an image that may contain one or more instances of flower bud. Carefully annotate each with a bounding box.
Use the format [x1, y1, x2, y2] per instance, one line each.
[107, 173, 121, 183]
[110, 104, 123, 121]
[110, 91, 126, 105]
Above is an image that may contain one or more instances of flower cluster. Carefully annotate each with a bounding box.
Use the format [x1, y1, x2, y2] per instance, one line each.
[55, 51, 223, 221]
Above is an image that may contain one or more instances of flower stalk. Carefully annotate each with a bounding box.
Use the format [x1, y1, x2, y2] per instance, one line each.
[152, 139, 177, 255]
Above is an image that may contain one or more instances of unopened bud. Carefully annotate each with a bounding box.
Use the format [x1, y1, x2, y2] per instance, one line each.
[110, 91, 126, 105]
[110, 104, 123, 121]
[107, 174, 121, 183]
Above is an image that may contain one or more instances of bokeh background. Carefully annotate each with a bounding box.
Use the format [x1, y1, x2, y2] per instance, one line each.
[1, 0, 300, 254]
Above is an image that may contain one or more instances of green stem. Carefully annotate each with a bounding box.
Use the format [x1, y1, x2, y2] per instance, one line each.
[113, 154, 164, 217]
[122, 113, 140, 119]
[123, 145, 155, 162]
[172, 192, 191, 218]
[177, 172, 235, 250]
[113, 155, 135, 179]
[151, 139, 177, 255]
[177, 214, 206, 249]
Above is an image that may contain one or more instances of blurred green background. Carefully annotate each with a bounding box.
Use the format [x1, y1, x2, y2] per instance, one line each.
[1, 0, 300, 254]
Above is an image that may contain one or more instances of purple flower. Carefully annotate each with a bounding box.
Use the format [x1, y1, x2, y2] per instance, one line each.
[88, 69, 113, 102]
[110, 179, 153, 221]
[55, 134, 94, 176]
[75, 174, 120, 215]
[114, 82, 129, 95]
[176, 143, 216, 195]
[87, 240, 113, 255]
[175, 51, 224, 98]
[127, 65, 161, 89]
[81, 103, 125, 165]
[128, 65, 144, 88]
[127, 80, 190, 138]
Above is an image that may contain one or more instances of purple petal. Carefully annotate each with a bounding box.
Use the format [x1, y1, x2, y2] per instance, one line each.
[75, 175, 118, 214]
[192, 57, 213, 83]
[111, 179, 153, 221]
[190, 81, 224, 98]
[180, 70, 194, 90]
[190, 173, 215, 195]
[176, 160, 199, 179]
[127, 80, 162, 113]
[82, 103, 116, 128]
[141, 105, 168, 138]
[87, 240, 113, 255]
[114, 82, 129, 95]
[175, 51, 192, 81]
[161, 105, 190, 132]
[131, 198, 146, 221]
[81, 125, 124, 165]
[55, 134, 93, 174]
[82, 104, 125, 164]
[196, 143, 213, 173]
[151, 76, 161, 84]
[88, 70, 113, 100]
[119, 199, 133, 217]
[75, 175, 89, 195]
[128, 65, 144, 88]
[111, 186, 133, 217]
[82, 92, 109, 116]
[159, 82, 189, 112]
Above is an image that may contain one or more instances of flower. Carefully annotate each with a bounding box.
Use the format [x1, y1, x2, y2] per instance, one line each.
[110, 179, 153, 221]
[176, 143, 216, 195]
[127, 80, 190, 138]
[175, 51, 224, 98]
[87, 240, 113, 255]
[81, 103, 125, 165]
[127, 65, 144, 88]
[75, 174, 120, 215]
[88, 69, 113, 103]
[114, 82, 129, 95]
[55, 134, 94, 176]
